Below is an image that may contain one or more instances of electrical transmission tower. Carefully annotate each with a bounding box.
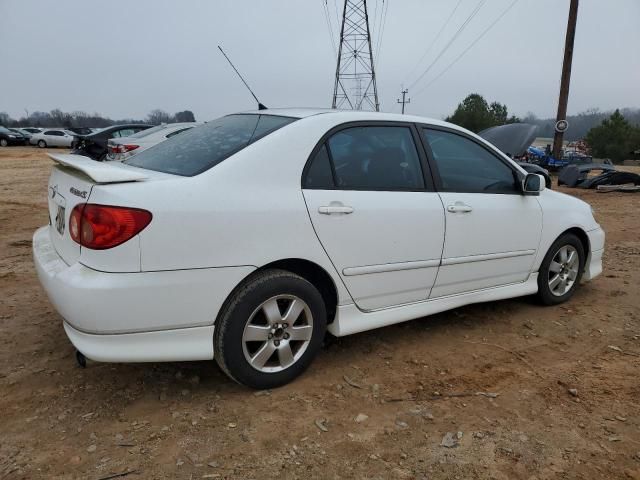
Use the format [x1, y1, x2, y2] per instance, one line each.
[332, 0, 379, 111]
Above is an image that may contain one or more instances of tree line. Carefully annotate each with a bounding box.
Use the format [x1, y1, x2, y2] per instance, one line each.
[0, 109, 196, 128]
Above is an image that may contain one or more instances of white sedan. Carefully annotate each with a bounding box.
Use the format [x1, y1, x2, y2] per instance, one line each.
[106, 122, 199, 161]
[33, 109, 605, 389]
[30, 129, 75, 148]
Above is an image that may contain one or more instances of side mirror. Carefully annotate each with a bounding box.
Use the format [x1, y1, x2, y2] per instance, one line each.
[522, 173, 546, 195]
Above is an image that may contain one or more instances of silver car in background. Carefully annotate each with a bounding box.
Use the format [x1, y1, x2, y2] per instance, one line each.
[107, 122, 199, 161]
[30, 129, 75, 148]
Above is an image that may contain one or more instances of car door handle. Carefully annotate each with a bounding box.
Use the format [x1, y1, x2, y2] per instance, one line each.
[318, 205, 354, 215]
[447, 203, 473, 213]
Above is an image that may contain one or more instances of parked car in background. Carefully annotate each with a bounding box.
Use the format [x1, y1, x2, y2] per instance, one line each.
[30, 129, 75, 148]
[0, 126, 28, 146]
[9, 128, 31, 143]
[33, 109, 605, 389]
[107, 122, 200, 161]
[9, 128, 34, 141]
[71, 124, 153, 160]
[66, 127, 93, 136]
[21, 127, 43, 135]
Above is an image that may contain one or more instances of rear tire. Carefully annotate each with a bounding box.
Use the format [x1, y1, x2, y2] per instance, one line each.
[214, 269, 327, 389]
[537, 233, 585, 305]
[37, 140, 46, 148]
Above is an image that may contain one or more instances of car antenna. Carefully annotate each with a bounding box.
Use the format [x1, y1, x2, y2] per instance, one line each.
[217, 45, 267, 111]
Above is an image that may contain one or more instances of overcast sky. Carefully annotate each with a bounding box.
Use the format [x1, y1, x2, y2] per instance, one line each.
[1, 0, 638, 122]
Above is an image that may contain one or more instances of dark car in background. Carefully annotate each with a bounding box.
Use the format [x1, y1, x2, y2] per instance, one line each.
[0, 127, 28, 147]
[66, 127, 94, 136]
[9, 128, 33, 142]
[71, 124, 153, 160]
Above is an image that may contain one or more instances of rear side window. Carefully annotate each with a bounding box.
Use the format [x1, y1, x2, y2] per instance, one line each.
[422, 129, 518, 194]
[313, 126, 424, 190]
[126, 114, 296, 176]
[304, 145, 334, 188]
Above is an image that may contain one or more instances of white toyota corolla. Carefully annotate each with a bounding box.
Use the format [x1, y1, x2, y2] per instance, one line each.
[33, 109, 605, 389]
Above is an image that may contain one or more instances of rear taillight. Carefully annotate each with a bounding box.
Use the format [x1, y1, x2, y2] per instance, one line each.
[109, 144, 139, 154]
[69, 204, 152, 250]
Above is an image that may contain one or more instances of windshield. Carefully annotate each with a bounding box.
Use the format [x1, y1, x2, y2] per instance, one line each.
[125, 114, 296, 176]
[0, 127, 13, 134]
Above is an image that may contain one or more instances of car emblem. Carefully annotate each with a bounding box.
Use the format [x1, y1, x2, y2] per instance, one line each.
[69, 187, 88, 199]
[49, 185, 58, 199]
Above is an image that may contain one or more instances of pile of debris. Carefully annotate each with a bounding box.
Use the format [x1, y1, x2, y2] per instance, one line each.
[558, 165, 640, 192]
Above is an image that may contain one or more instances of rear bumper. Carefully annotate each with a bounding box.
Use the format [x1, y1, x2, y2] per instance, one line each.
[64, 321, 214, 362]
[33, 226, 255, 358]
[584, 226, 605, 281]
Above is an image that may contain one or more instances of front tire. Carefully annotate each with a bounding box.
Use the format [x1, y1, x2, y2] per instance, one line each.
[0, 139, 8, 147]
[37, 140, 47, 148]
[214, 269, 327, 389]
[537, 233, 585, 305]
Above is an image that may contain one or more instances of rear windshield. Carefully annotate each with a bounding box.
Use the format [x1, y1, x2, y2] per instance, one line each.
[125, 114, 296, 176]
[128, 124, 169, 139]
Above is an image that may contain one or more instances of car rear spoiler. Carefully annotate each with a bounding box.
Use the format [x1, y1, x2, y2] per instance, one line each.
[48, 153, 147, 184]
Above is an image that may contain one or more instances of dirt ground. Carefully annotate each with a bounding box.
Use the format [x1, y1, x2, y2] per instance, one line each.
[1, 147, 639, 480]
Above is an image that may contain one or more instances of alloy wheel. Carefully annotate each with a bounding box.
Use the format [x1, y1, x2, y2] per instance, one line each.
[548, 245, 579, 296]
[242, 295, 314, 373]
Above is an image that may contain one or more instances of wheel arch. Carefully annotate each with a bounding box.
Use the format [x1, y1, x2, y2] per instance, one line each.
[216, 258, 339, 326]
[561, 227, 590, 257]
[534, 226, 591, 274]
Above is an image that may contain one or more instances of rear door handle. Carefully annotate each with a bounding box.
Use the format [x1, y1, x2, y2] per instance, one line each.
[318, 205, 354, 215]
[447, 203, 473, 213]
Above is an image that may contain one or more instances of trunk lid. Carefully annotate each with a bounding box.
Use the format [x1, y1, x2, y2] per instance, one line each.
[46, 153, 148, 265]
[47, 166, 94, 265]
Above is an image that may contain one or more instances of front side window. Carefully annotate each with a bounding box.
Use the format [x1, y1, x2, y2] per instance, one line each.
[45, 130, 63, 136]
[319, 126, 425, 190]
[422, 129, 518, 194]
[126, 114, 296, 176]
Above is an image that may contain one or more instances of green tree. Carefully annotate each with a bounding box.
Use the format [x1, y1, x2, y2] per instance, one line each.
[585, 109, 640, 162]
[446, 93, 520, 133]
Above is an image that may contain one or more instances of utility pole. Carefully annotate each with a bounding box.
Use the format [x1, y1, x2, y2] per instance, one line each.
[397, 88, 410, 114]
[552, 0, 579, 160]
[332, 0, 379, 111]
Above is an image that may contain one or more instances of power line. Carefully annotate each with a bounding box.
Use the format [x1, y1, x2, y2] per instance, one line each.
[333, 0, 341, 29]
[414, 0, 522, 97]
[321, 0, 338, 57]
[402, 0, 464, 86]
[375, 0, 389, 66]
[372, 0, 379, 38]
[407, 0, 487, 91]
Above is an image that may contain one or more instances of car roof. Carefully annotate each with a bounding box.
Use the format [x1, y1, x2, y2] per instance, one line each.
[239, 107, 453, 128]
